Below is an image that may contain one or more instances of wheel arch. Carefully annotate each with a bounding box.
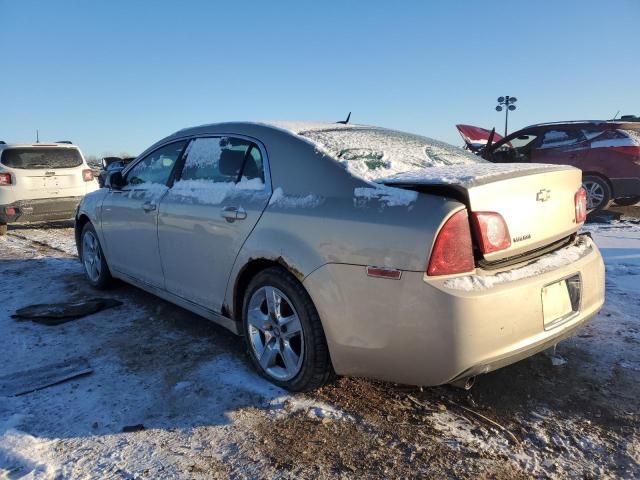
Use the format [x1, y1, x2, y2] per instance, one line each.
[582, 171, 613, 189]
[74, 213, 92, 257]
[582, 172, 614, 210]
[229, 257, 311, 326]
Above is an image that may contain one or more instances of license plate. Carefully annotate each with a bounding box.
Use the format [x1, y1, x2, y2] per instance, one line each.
[542, 275, 581, 329]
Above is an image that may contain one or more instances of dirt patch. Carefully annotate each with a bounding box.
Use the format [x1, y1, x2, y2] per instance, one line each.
[242, 379, 529, 479]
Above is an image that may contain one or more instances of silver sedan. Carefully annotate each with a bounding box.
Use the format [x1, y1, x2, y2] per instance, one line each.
[76, 121, 604, 391]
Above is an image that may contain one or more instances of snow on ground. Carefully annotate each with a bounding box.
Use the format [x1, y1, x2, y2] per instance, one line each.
[0, 228, 340, 479]
[0, 217, 639, 478]
[3, 223, 77, 257]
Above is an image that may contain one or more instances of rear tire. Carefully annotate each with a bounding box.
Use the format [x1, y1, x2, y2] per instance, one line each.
[242, 267, 334, 392]
[582, 175, 613, 212]
[0, 224, 6, 236]
[613, 196, 640, 207]
[80, 222, 112, 289]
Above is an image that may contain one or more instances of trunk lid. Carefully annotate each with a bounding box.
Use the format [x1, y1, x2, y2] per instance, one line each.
[456, 124, 506, 152]
[382, 162, 582, 262]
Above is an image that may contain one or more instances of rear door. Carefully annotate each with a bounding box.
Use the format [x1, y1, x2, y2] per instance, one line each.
[100, 140, 187, 287]
[157, 136, 271, 312]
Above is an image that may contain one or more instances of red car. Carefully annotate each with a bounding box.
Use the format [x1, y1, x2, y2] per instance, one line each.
[457, 121, 640, 210]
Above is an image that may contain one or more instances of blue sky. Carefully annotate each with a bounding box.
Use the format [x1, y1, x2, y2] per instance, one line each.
[1, 0, 638, 157]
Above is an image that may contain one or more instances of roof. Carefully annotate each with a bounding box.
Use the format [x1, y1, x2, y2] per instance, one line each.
[526, 120, 640, 129]
[261, 121, 372, 134]
[0, 142, 78, 150]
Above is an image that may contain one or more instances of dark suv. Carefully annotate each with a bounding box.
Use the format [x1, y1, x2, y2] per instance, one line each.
[457, 121, 640, 210]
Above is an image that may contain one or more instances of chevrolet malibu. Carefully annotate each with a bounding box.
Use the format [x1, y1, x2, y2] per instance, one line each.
[75, 122, 605, 391]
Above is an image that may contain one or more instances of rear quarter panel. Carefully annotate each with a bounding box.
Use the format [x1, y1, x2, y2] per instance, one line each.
[225, 189, 463, 318]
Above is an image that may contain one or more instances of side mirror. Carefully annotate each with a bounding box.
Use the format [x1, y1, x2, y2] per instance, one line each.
[105, 170, 124, 190]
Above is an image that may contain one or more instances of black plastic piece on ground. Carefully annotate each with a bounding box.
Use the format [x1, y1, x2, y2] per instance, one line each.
[12, 298, 123, 325]
[586, 210, 622, 224]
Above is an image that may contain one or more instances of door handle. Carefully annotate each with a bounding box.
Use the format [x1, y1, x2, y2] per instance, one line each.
[142, 202, 157, 212]
[221, 206, 247, 222]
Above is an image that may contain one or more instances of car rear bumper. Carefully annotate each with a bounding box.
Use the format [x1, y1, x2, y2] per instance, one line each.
[0, 196, 84, 224]
[610, 177, 640, 198]
[303, 234, 605, 386]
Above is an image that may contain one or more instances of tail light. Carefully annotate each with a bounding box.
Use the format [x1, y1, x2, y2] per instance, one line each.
[0, 173, 12, 186]
[82, 169, 94, 182]
[427, 209, 475, 276]
[575, 187, 587, 223]
[471, 212, 511, 254]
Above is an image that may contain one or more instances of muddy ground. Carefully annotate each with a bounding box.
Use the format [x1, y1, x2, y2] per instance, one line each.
[0, 214, 639, 479]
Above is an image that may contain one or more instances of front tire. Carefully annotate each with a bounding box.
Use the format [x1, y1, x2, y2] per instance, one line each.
[80, 222, 112, 289]
[582, 175, 613, 212]
[242, 267, 333, 391]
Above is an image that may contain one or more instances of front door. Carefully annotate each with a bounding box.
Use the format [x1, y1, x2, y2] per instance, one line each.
[101, 140, 187, 287]
[158, 136, 271, 312]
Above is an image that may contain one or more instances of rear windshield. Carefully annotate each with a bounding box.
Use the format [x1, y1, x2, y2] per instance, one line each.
[1, 148, 83, 169]
[299, 127, 483, 181]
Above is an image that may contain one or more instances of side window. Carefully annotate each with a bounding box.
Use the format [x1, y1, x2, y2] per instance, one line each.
[491, 134, 538, 163]
[538, 130, 584, 150]
[508, 134, 538, 150]
[126, 141, 187, 186]
[180, 137, 264, 184]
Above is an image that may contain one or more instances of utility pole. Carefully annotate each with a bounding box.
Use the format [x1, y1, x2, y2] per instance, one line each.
[495, 96, 517, 136]
[36, 129, 39, 143]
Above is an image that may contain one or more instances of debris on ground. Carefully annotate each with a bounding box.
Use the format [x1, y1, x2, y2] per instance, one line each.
[122, 424, 146, 433]
[586, 209, 622, 223]
[0, 357, 92, 397]
[12, 298, 123, 325]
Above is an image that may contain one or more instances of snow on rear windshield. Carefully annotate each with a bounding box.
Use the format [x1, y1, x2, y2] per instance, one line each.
[1, 148, 82, 169]
[299, 128, 483, 181]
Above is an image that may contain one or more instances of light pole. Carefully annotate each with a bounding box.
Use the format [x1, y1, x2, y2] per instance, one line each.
[495, 96, 517, 137]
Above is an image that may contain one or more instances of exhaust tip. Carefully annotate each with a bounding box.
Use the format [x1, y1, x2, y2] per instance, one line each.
[450, 376, 476, 390]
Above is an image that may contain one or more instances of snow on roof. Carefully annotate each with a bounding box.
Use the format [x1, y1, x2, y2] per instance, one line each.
[264, 121, 367, 134]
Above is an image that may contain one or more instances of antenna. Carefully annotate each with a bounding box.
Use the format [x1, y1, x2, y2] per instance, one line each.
[336, 112, 351, 125]
[36, 129, 39, 143]
[611, 110, 620, 120]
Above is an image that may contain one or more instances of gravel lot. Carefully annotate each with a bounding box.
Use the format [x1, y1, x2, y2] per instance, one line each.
[0, 215, 639, 479]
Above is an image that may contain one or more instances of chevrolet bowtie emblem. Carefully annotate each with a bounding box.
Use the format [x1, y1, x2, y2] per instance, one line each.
[536, 189, 551, 202]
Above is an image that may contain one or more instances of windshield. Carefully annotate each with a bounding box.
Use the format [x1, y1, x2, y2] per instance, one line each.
[300, 127, 483, 181]
[1, 147, 83, 169]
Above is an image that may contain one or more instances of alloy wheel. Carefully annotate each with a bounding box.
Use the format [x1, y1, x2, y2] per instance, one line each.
[82, 230, 102, 282]
[583, 180, 605, 210]
[247, 286, 305, 381]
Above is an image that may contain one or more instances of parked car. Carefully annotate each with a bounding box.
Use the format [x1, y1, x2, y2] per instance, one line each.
[0, 141, 98, 235]
[75, 122, 605, 391]
[457, 121, 640, 210]
[96, 156, 136, 187]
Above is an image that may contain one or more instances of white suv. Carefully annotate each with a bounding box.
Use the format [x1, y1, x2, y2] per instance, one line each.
[0, 141, 98, 234]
